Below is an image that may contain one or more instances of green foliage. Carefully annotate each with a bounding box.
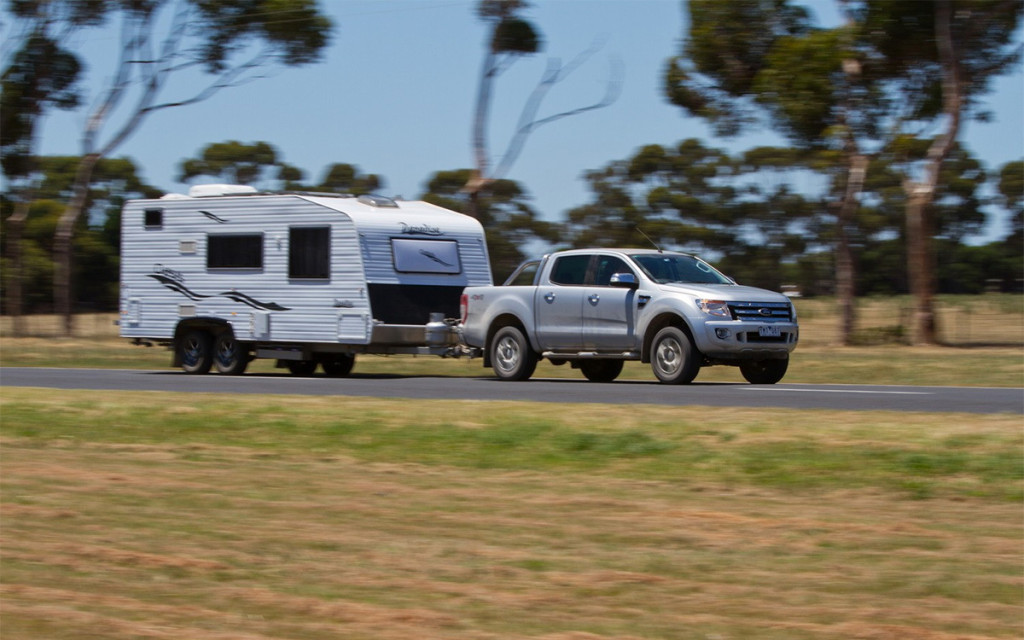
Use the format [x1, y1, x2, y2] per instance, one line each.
[178, 140, 280, 185]
[421, 169, 559, 281]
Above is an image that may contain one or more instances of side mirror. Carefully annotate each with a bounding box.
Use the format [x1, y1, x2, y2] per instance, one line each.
[609, 273, 639, 289]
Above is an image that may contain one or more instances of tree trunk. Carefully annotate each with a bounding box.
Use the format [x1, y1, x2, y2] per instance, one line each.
[904, 0, 960, 346]
[54, 153, 101, 336]
[835, 153, 868, 345]
[5, 201, 31, 336]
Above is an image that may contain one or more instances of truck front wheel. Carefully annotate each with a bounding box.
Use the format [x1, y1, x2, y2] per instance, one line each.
[491, 326, 537, 381]
[651, 326, 700, 384]
[740, 357, 788, 384]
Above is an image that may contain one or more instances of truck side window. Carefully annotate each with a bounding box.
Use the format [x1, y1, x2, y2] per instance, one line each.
[594, 256, 633, 286]
[550, 255, 590, 285]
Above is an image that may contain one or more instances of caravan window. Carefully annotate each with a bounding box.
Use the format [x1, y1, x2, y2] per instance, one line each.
[207, 234, 263, 269]
[289, 226, 330, 279]
[392, 238, 462, 274]
[144, 209, 163, 229]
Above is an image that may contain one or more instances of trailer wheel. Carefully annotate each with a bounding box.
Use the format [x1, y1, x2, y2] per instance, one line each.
[213, 332, 249, 375]
[321, 355, 355, 377]
[287, 360, 318, 376]
[579, 359, 623, 382]
[491, 326, 537, 381]
[180, 330, 213, 375]
[650, 326, 700, 384]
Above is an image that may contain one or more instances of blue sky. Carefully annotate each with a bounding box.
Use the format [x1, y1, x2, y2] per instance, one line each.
[15, 0, 1024, 240]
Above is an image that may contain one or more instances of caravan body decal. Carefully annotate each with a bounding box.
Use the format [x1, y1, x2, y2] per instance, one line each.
[148, 273, 290, 311]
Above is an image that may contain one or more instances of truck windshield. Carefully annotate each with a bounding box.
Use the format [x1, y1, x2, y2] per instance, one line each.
[630, 254, 733, 285]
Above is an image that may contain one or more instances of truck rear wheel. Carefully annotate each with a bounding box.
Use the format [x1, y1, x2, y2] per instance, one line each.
[651, 326, 700, 384]
[213, 332, 249, 375]
[491, 326, 537, 381]
[180, 330, 213, 375]
[740, 357, 788, 384]
[579, 359, 623, 382]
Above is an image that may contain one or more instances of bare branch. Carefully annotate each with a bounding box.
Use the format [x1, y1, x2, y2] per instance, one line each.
[491, 44, 623, 181]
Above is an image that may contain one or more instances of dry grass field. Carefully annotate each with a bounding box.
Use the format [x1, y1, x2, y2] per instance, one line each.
[1, 297, 1021, 639]
[1, 390, 1021, 639]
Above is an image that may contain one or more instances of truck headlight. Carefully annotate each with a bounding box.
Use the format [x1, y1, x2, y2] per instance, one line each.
[697, 299, 731, 318]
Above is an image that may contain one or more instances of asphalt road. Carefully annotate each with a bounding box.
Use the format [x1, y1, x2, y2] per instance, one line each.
[2, 367, 1021, 414]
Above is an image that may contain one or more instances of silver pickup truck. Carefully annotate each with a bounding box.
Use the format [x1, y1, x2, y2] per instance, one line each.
[458, 248, 798, 384]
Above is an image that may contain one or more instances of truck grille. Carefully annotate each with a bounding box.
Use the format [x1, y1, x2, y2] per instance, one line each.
[727, 301, 793, 322]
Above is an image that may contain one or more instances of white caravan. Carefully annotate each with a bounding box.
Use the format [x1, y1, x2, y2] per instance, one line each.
[119, 185, 491, 375]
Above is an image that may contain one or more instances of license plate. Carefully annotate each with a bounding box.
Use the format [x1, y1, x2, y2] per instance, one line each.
[758, 325, 781, 338]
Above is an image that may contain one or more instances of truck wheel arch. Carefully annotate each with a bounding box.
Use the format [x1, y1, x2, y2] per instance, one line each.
[483, 314, 533, 368]
[641, 313, 697, 364]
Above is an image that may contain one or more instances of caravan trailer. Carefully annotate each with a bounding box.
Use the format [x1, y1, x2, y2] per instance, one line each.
[119, 185, 492, 375]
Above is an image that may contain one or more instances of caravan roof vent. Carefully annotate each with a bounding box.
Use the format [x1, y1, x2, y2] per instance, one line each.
[357, 194, 399, 208]
[189, 184, 259, 198]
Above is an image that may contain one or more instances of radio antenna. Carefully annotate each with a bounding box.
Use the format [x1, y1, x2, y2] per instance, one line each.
[635, 227, 663, 253]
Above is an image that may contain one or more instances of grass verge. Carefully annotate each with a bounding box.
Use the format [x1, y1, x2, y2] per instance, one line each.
[2, 388, 1022, 639]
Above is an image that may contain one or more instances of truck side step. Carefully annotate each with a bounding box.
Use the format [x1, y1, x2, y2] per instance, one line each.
[542, 351, 639, 360]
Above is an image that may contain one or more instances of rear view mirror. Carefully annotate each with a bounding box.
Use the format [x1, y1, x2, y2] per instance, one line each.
[610, 273, 639, 289]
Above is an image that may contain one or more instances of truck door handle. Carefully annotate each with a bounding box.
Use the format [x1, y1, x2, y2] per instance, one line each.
[543, 292, 556, 303]
[588, 294, 600, 305]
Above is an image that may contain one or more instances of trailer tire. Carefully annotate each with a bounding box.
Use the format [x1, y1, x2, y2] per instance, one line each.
[491, 326, 537, 381]
[651, 326, 700, 384]
[579, 359, 623, 382]
[287, 360, 318, 376]
[321, 355, 355, 378]
[213, 332, 249, 375]
[180, 330, 213, 375]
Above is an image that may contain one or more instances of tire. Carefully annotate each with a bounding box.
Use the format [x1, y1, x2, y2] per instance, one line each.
[213, 332, 249, 375]
[579, 359, 623, 382]
[490, 326, 538, 381]
[180, 330, 213, 375]
[321, 355, 355, 378]
[650, 326, 700, 385]
[740, 357, 789, 384]
[287, 360, 318, 376]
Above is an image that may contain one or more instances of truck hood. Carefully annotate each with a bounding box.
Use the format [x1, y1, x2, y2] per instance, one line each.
[656, 282, 790, 302]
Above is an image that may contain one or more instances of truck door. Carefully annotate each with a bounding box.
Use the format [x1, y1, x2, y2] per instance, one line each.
[582, 255, 637, 351]
[534, 254, 590, 350]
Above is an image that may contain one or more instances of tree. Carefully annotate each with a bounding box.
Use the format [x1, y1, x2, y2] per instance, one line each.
[566, 139, 817, 288]
[854, 0, 1022, 343]
[2, 0, 333, 334]
[1, 155, 159, 314]
[314, 163, 382, 195]
[466, 0, 621, 218]
[1, 0, 92, 334]
[421, 169, 559, 280]
[665, 0, 888, 344]
[178, 141, 281, 186]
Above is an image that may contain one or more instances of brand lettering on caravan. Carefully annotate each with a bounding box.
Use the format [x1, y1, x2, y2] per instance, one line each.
[400, 222, 443, 236]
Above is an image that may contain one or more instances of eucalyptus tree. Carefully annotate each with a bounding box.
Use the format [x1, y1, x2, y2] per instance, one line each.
[855, 0, 1022, 342]
[421, 168, 559, 281]
[466, 0, 620, 218]
[178, 141, 281, 187]
[1, 0, 93, 332]
[664, 0, 886, 344]
[2, 0, 333, 334]
[565, 139, 816, 291]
